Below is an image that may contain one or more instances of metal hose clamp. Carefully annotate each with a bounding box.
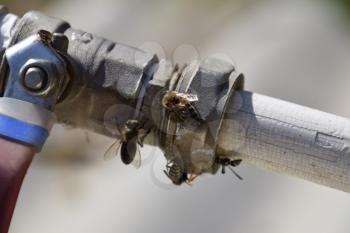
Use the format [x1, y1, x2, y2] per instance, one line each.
[160, 57, 245, 175]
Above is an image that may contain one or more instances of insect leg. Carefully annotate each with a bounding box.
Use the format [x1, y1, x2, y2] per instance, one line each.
[221, 166, 226, 174]
[228, 166, 243, 180]
[163, 170, 171, 179]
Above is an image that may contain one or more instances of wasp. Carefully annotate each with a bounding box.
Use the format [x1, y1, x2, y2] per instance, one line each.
[162, 91, 201, 122]
[104, 120, 150, 168]
[216, 157, 243, 180]
[163, 158, 197, 185]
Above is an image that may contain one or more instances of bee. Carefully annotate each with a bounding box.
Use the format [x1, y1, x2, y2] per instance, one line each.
[163, 158, 197, 185]
[216, 157, 243, 180]
[162, 91, 201, 122]
[104, 120, 150, 168]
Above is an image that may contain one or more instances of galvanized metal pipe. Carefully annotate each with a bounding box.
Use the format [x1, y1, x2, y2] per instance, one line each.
[1, 6, 349, 193]
[218, 90, 350, 192]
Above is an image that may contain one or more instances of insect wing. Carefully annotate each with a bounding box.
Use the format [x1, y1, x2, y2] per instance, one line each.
[178, 93, 198, 102]
[104, 139, 122, 161]
[131, 144, 142, 169]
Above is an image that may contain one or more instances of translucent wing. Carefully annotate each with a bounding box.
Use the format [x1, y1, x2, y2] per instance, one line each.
[104, 139, 122, 161]
[177, 93, 198, 102]
[131, 144, 142, 169]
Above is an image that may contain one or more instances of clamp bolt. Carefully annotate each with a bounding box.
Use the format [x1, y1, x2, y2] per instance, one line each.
[23, 67, 47, 91]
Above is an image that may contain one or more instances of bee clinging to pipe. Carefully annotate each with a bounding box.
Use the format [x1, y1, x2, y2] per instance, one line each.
[162, 91, 202, 122]
[104, 119, 150, 168]
[216, 157, 243, 180]
[163, 158, 198, 185]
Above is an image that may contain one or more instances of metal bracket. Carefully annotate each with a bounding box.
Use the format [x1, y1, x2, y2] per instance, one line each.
[4, 30, 67, 110]
[159, 57, 245, 176]
[0, 30, 68, 151]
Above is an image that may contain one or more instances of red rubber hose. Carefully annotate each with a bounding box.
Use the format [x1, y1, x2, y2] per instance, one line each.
[0, 137, 35, 233]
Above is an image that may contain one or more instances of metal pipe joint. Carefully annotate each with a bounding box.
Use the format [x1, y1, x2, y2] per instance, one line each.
[1, 6, 350, 192]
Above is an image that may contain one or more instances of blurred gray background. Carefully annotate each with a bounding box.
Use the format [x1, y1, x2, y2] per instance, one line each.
[3, 0, 350, 232]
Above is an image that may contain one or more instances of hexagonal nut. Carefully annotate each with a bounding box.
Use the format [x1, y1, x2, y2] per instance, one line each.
[102, 43, 159, 100]
[186, 57, 236, 121]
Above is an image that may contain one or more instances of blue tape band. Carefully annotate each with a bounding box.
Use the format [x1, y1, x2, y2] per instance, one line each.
[0, 113, 49, 151]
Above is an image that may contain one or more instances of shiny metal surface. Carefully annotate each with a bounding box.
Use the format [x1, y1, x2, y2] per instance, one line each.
[23, 67, 47, 91]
